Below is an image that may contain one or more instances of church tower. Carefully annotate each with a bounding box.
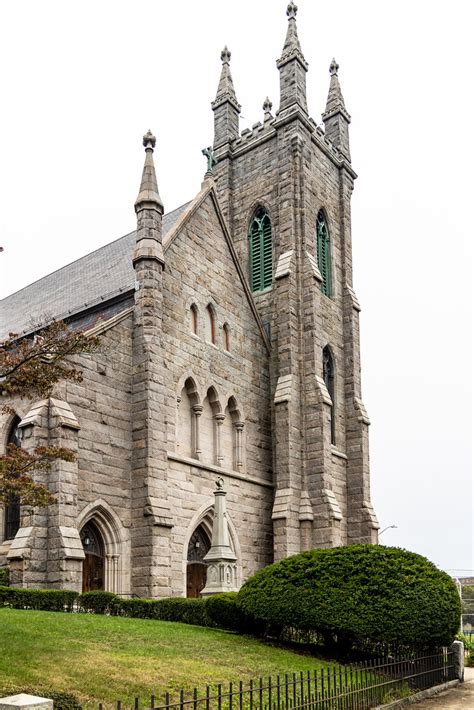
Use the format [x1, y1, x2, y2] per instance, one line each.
[212, 3, 379, 559]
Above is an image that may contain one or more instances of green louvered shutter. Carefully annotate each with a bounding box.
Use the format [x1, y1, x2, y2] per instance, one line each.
[249, 208, 272, 292]
[317, 211, 331, 297]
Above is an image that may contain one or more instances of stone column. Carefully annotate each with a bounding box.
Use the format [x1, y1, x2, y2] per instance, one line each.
[215, 414, 225, 466]
[234, 421, 245, 472]
[175, 395, 181, 452]
[200, 478, 238, 596]
[450, 640, 464, 681]
[192, 404, 203, 460]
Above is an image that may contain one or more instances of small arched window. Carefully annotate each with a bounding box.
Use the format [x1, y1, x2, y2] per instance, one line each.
[316, 210, 331, 297]
[322, 346, 336, 445]
[190, 304, 198, 335]
[205, 304, 215, 344]
[4, 417, 21, 541]
[223, 323, 230, 352]
[248, 207, 272, 292]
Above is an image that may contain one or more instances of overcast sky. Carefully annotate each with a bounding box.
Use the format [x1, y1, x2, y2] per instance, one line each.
[0, 1, 472, 574]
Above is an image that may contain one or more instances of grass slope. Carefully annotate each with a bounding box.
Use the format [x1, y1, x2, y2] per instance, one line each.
[0, 609, 334, 707]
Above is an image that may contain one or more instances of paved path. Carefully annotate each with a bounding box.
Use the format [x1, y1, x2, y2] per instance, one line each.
[410, 667, 474, 708]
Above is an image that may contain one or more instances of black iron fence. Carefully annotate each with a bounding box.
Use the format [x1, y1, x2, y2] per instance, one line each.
[97, 649, 455, 710]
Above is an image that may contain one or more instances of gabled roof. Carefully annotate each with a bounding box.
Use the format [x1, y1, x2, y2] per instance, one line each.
[0, 202, 190, 339]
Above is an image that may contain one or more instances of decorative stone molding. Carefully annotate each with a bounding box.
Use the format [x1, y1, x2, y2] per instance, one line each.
[354, 397, 370, 425]
[274, 374, 293, 404]
[49, 399, 80, 430]
[362, 501, 379, 529]
[345, 283, 361, 312]
[6, 526, 34, 560]
[315, 376, 332, 405]
[306, 251, 323, 282]
[298, 489, 314, 522]
[57, 527, 85, 560]
[322, 489, 343, 521]
[274, 249, 294, 280]
[271, 488, 297, 520]
[143, 496, 173, 528]
[18, 401, 48, 429]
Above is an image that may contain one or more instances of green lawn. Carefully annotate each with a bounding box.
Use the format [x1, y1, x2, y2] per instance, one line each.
[0, 608, 335, 707]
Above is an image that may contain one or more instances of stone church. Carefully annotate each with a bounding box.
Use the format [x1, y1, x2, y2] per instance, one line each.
[0, 4, 378, 598]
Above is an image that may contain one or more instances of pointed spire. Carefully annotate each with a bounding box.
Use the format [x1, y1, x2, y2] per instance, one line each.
[277, 3, 308, 71]
[212, 47, 241, 147]
[323, 59, 349, 118]
[135, 130, 163, 213]
[276, 3, 308, 114]
[133, 130, 164, 268]
[322, 59, 351, 160]
[212, 46, 241, 111]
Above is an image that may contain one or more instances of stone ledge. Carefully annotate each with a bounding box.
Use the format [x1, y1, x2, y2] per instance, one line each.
[373, 679, 460, 709]
[167, 453, 274, 489]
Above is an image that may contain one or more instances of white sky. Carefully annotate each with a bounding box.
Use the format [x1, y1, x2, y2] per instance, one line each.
[0, 1, 472, 573]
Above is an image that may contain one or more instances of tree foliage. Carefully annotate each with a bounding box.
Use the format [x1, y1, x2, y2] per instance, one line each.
[0, 320, 99, 506]
[237, 545, 461, 650]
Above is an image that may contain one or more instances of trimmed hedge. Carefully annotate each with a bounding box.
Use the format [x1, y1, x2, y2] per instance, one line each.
[78, 591, 118, 614]
[0, 586, 78, 612]
[204, 592, 262, 633]
[237, 545, 461, 650]
[113, 596, 214, 627]
[0, 567, 9, 587]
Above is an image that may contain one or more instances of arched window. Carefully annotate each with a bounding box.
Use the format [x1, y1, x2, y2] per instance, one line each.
[248, 207, 272, 292]
[4, 417, 21, 541]
[316, 210, 331, 297]
[205, 305, 216, 344]
[223, 323, 230, 352]
[322, 346, 336, 445]
[190, 304, 198, 335]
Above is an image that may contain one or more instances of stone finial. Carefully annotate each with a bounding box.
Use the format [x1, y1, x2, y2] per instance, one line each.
[329, 58, 339, 76]
[221, 46, 231, 65]
[216, 476, 224, 490]
[287, 2, 298, 19]
[135, 129, 163, 211]
[263, 96, 273, 116]
[143, 129, 156, 150]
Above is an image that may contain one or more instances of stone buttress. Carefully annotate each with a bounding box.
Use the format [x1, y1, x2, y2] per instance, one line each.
[131, 131, 173, 597]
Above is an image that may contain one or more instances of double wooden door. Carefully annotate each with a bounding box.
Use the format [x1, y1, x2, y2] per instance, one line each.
[186, 562, 207, 598]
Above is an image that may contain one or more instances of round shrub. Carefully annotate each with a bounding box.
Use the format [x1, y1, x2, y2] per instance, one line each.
[237, 545, 461, 650]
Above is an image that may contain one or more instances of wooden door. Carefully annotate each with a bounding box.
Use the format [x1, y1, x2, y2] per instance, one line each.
[82, 552, 104, 592]
[186, 563, 207, 598]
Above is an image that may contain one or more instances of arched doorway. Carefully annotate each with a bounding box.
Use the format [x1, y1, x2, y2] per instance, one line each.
[80, 520, 105, 592]
[186, 525, 211, 597]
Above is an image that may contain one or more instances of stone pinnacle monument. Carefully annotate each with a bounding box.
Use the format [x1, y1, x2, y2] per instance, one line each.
[200, 478, 238, 596]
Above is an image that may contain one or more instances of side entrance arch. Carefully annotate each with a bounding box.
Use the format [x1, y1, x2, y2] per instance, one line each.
[80, 520, 105, 592]
[186, 524, 211, 598]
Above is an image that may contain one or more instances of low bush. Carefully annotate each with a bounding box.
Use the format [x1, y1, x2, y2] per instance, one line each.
[204, 592, 261, 633]
[237, 545, 461, 651]
[0, 567, 9, 586]
[0, 685, 81, 710]
[113, 596, 214, 627]
[78, 590, 118, 614]
[0, 586, 78, 612]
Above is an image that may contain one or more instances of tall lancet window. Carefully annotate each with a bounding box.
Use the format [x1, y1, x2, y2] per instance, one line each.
[316, 210, 331, 297]
[248, 207, 272, 292]
[322, 346, 336, 445]
[4, 417, 21, 540]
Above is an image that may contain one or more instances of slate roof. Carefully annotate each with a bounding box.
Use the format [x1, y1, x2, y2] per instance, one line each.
[0, 202, 190, 339]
